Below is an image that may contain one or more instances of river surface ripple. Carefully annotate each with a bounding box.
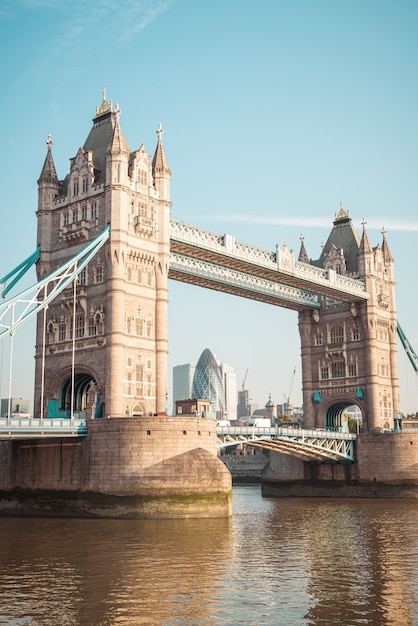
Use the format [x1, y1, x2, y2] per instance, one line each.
[0, 486, 417, 625]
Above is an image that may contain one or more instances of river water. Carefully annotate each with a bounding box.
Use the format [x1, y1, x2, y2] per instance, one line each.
[0, 486, 418, 625]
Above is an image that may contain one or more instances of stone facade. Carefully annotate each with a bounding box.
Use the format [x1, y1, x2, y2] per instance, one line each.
[35, 93, 171, 419]
[0, 418, 232, 518]
[261, 433, 418, 498]
[298, 206, 399, 433]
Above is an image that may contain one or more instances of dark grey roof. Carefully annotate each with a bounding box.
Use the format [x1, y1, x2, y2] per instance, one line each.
[83, 110, 131, 182]
[313, 208, 361, 274]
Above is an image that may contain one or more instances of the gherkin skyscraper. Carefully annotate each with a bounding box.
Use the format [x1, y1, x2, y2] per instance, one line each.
[191, 348, 225, 418]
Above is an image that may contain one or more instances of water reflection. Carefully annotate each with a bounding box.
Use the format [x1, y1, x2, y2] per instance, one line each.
[0, 489, 418, 624]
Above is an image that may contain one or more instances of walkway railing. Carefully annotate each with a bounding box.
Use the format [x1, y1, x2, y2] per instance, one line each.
[0, 417, 87, 438]
[216, 426, 357, 461]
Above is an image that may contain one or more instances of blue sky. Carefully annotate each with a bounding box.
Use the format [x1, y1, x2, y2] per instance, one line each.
[1, 0, 418, 414]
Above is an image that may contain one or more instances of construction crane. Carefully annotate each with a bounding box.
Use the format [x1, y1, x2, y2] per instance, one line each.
[242, 369, 248, 390]
[284, 366, 296, 404]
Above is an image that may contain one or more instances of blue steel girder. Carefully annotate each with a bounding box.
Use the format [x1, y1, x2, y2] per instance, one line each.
[169, 219, 368, 305]
[217, 429, 356, 462]
[0, 226, 110, 339]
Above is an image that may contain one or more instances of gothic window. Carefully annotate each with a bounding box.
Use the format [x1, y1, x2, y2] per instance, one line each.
[127, 316, 132, 334]
[146, 319, 152, 338]
[331, 361, 345, 378]
[82, 178, 88, 193]
[144, 373, 152, 397]
[72, 208, 78, 223]
[136, 363, 144, 396]
[138, 318, 145, 336]
[77, 268, 87, 286]
[59, 323, 66, 342]
[139, 169, 147, 186]
[147, 271, 153, 286]
[127, 267, 132, 281]
[63, 212, 69, 226]
[321, 366, 329, 380]
[95, 265, 103, 283]
[81, 205, 87, 221]
[146, 359, 152, 370]
[352, 328, 360, 341]
[126, 372, 132, 396]
[73, 180, 79, 196]
[330, 326, 344, 344]
[336, 265, 342, 274]
[135, 318, 141, 335]
[91, 203, 97, 219]
[89, 318, 97, 336]
[75, 315, 84, 339]
[348, 362, 357, 377]
[314, 333, 323, 346]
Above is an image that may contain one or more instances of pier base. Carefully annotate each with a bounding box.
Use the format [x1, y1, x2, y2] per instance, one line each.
[261, 432, 418, 498]
[0, 417, 232, 518]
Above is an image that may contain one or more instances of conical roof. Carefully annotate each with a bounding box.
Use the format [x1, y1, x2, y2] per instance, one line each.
[83, 91, 130, 182]
[381, 228, 394, 264]
[152, 123, 171, 176]
[314, 204, 360, 274]
[298, 235, 310, 263]
[38, 135, 58, 184]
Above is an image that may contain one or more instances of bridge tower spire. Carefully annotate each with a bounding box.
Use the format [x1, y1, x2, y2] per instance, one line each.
[34, 95, 171, 418]
[299, 206, 399, 432]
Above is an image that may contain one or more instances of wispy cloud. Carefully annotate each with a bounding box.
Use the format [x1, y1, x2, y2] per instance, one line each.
[203, 214, 418, 233]
[4, 0, 178, 75]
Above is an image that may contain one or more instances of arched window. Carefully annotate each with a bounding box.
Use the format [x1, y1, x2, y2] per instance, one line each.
[330, 325, 344, 344]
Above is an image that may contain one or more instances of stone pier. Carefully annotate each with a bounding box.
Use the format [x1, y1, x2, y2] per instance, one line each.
[0, 417, 232, 518]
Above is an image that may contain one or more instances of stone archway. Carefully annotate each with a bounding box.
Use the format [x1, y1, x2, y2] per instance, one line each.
[46, 372, 100, 419]
[326, 401, 363, 433]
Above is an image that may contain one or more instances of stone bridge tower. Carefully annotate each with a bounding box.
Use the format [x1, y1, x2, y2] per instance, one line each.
[35, 93, 171, 418]
[298, 205, 399, 433]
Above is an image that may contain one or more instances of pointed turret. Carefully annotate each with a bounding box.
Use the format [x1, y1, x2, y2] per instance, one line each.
[152, 123, 171, 201]
[381, 227, 394, 264]
[358, 218, 374, 277]
[298, 233, 310, 264]
[106, 108, 130, 157]
[38, 135, 58, 185]
[37, 134, 59, 214]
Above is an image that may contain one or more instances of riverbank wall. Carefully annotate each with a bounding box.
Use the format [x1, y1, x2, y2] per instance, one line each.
[220, 451, 268, 483]
[262, 432, 418, 498]
[0, 417, 232, 518]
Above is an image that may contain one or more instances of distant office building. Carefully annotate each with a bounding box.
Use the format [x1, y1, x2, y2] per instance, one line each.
[174, 398, 212, 418]
[237, 388, 250, 418]
[185, 348, 236, 420]
[173, 364, 196, 406]
[222, 364, 237, 421]
[192, 349, 224, 418]
[1, 397, 30, 417]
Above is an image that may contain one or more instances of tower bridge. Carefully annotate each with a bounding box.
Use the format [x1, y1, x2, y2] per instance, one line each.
[0, 93, 415, 517]
[0, 94, 403, 434]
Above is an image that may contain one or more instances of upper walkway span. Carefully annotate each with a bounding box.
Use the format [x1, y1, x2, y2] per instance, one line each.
[169, 219, 369, 311]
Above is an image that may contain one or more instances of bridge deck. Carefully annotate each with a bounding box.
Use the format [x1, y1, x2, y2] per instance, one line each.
[217, 426, 357, 462]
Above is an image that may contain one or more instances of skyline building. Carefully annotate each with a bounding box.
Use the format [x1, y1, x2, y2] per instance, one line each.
[175, 348, 237, 420]
[172, 363, 196, 406]
[192, 349, 225, 418]
[222, 364, 237, 421]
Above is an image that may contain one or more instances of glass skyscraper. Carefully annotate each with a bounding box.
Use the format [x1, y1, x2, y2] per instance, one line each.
[191, 348, 225, 418]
